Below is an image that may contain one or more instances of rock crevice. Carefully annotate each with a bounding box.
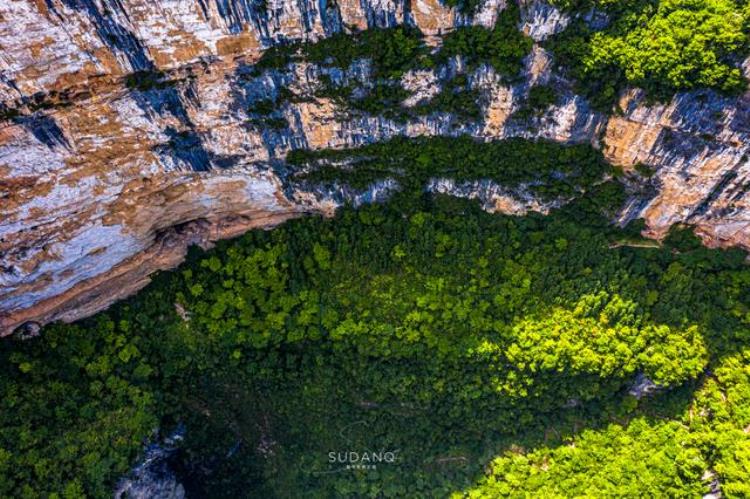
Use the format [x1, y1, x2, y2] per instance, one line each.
[2, 0, 750, 334]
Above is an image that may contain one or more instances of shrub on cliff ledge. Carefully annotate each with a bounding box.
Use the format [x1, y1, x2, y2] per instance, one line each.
[288, 136, 611, 200]
[439, 2, 533, 78]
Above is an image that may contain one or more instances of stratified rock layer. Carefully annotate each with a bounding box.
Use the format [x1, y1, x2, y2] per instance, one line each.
[1, 0, 749, 334]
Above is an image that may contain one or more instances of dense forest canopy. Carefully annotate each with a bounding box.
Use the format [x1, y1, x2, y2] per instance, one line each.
[2, 136, 750, 497]
[547, 0, 750, 108]
[4, 0, 750, 496]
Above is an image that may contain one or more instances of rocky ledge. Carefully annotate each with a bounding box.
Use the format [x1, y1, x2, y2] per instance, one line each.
[2, 0, 750, 334]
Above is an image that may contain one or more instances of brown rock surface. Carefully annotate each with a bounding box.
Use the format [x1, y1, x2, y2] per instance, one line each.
[2, 0, 750, 334]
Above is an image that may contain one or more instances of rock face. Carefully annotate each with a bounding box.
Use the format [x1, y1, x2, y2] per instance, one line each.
[628, 373, 661, 400]
[1, 0, 750, 334]
[114, 427, 186, 499]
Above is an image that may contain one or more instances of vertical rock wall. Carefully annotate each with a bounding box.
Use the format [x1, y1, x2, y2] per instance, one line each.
[1, 0, 749, 334]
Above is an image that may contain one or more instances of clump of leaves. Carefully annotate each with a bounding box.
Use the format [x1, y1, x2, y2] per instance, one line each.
[547, 0, 750, 111]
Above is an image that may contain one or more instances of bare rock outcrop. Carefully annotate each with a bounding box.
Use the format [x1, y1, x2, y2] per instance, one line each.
[2, 0, 750, 334]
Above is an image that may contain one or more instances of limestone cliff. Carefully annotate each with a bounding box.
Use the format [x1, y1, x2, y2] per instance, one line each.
[1, 0, 749, 334]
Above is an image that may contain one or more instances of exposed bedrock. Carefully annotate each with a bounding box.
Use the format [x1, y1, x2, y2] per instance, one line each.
[1, 0, 749, 334]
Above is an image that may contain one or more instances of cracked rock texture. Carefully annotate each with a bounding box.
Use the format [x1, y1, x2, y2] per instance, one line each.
[1, 0, 750, 334]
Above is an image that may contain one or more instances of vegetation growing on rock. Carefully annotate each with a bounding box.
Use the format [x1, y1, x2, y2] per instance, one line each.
[548, 0, 750, 109]
[4, 1, 750, 497]
[2, 137, 750, 497]
[288, 136, 613, 202]
[247, 5, 533, 123]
